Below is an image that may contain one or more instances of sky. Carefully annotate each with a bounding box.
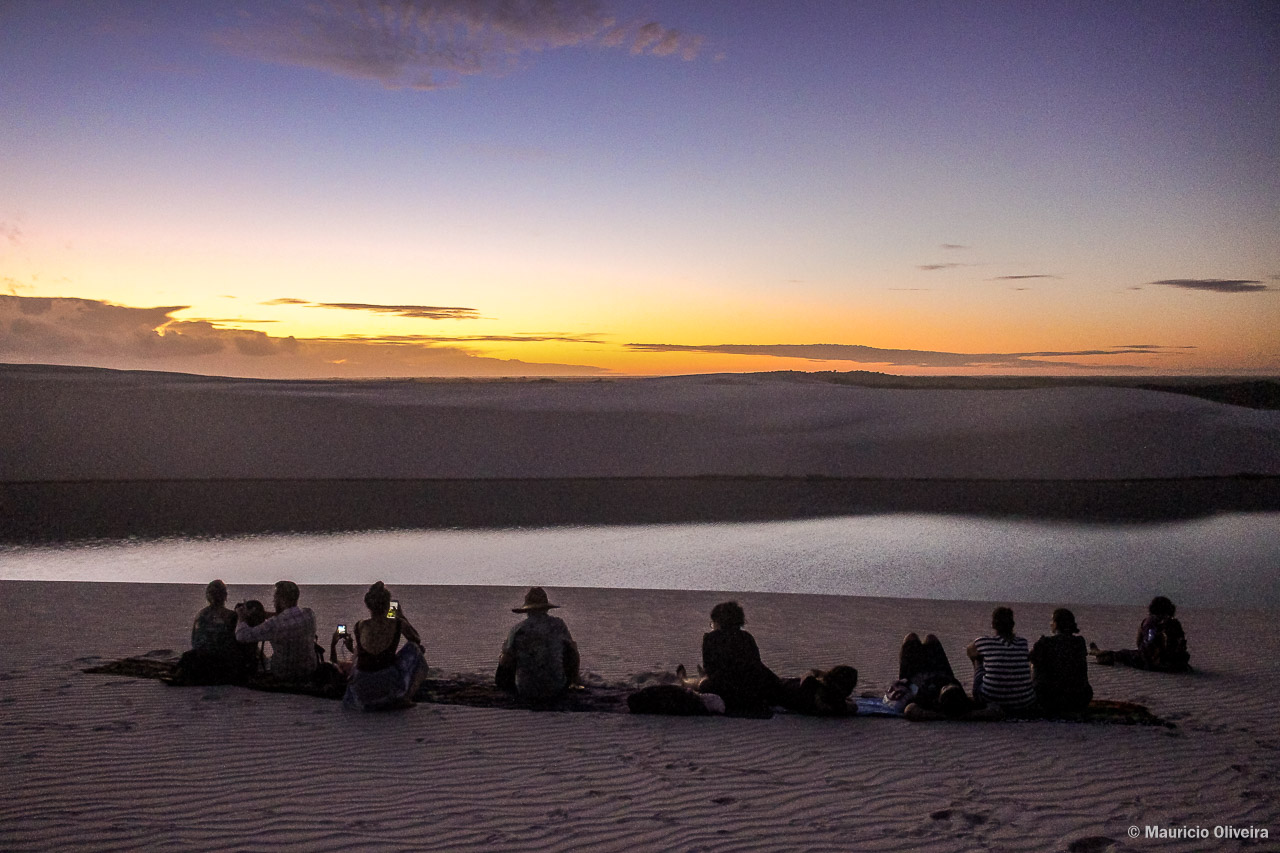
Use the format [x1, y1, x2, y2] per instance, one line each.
[1, 0, 1278, 378]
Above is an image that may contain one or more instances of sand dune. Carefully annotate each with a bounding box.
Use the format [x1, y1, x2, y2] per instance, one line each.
[1, 581, 1276, 852]
[3, 365, 1278, 481]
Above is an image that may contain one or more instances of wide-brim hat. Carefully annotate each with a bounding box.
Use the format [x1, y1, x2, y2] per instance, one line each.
[513, 586, 560, 613]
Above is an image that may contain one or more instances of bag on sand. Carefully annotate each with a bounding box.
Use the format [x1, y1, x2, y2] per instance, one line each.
[627, 684, 713, 715]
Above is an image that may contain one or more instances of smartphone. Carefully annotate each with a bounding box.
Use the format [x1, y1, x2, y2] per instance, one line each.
[336, 624, 347, 635]
[388, 600, 399, 619]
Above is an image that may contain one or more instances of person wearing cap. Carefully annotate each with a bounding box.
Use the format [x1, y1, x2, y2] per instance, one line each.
[496, 587, 580, 702]
[235, 580, 318, 682]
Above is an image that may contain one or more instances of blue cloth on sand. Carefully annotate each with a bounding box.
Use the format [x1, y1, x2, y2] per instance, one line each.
[343, 643, 425, 711]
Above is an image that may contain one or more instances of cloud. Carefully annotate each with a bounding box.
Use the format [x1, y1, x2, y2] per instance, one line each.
[0, 222, 21, 246]
[623, 342, 1190, 370]
[990, 274, 1059, 280]
[917, 263, 964, 271]
[940, 244, 968, 250]
[264, 298, 481, 320]
[0, 295, 603, 377]
[311, 333, 601, 344]
[1148, 279, 1272, 294]
[0, 296, 298, 359]
[217, 0, 705, 89]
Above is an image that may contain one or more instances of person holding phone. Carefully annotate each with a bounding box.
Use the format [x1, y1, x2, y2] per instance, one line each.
[341, 581, 427, 711]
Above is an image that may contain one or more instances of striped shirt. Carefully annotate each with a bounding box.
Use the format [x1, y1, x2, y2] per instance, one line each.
[235, 606, 317, 681]
[972, 634, 1035, 710]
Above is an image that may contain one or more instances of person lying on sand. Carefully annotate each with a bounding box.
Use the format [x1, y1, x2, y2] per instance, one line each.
[698, 601, 782, 716]
[1089, 596, 1190, 673]
[966, 607, 1036, 715]
[887, 633, 1000, 721]
[496, 587, 580, 703]
[337, 582, 427, 712]
[1030, 608, 1093, 713]
[173, 579, 258, 685]
[775, 665, 859, 716]
[234, 580, 318, 682]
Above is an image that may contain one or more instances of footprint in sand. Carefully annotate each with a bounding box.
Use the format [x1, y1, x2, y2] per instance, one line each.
[929, 808, 988, 827]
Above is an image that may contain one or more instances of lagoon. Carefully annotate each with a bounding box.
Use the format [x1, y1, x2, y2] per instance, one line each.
[3, 512, 1276, 609]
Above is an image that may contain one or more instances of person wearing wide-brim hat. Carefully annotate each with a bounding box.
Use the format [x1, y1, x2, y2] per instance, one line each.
[512, 586, 560, 613]
[497, 587, 580, 702]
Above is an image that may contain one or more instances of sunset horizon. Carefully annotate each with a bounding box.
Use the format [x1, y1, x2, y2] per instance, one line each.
[3, 2, 1277, 378]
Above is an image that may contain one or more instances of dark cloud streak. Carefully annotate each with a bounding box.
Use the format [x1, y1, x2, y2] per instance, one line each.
[624, 342, 1189, 370]
[264, 298, 481, 320]
[1149, 279, 1271, 294]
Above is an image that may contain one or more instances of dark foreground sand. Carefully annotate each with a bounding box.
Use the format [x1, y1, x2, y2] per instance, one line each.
[0, 581, 1276, 852]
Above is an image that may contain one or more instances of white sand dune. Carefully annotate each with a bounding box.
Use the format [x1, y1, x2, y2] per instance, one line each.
[2, 365, 1279, 480]
[1, 581, 1276, 852]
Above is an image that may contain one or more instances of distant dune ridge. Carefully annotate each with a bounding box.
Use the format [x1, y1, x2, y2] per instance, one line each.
[3, 363, 1278, 481]
[3, 364, 1279, 540]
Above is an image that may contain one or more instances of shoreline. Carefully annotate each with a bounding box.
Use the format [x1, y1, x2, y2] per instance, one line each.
[4, 474, 1278, 542]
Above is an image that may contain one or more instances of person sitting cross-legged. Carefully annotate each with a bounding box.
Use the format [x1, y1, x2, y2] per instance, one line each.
[174, 579, 257, 684]
[966, 606, 1036, 715]
[1029, 607, 1093, 714]
[496, 587, 580, 704]
[339, 582, 427, 711]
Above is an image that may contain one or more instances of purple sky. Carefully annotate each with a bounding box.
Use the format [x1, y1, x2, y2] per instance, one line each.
[1, 1, 1277, 376]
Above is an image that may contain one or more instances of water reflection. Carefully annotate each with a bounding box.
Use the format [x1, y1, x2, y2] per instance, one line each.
[2, 513, 1277, 609]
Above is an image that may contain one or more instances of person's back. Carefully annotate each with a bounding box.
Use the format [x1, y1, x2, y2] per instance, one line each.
[508, 612, 572, 700]
[499, 588, 578, 703]
[192, 603, 238, 655]
[1031, 633, 1092, 712]
[177, 580, 256, 685]
[341, 581, 428, 711]
[1029, 607, 1093, 714]
[969, 607, 1036, 713]
[235, 580, 317, 682]
[702, 627, 766, 686]
[699, 601, 780, 714]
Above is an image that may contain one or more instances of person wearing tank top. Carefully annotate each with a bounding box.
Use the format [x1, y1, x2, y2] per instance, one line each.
[339, 582, 427, 711]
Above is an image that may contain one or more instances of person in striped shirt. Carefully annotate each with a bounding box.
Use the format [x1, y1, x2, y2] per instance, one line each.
[966, 606, 1036, 714]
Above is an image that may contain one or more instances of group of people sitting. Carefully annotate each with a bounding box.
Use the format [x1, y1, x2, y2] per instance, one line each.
[888, 596, 1190, 720]
[177, 579, 1190, 717]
